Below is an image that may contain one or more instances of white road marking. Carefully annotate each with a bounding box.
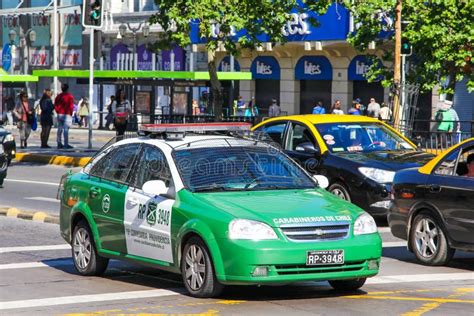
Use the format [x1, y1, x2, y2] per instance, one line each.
[367, 272, 474, 285]
[0, 244, 70, 254]
[24, 197, 59, 203]
[382, 241, 406, 248]
[5, 179, 59, 186]
[378, 227, 391, 233]
[0, 289, 181, 310]
[0, 259, 71, 270]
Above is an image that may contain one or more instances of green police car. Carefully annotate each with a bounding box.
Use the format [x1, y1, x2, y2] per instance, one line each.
[59, 123, 382, 298]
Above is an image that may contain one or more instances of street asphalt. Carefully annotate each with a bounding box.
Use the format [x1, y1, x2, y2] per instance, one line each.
[0, 216, 473, 315]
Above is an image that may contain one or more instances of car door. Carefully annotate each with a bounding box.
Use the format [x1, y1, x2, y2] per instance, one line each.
[427, 144, 474, 244]
[284, 121, 322, 174]
[86, 143, 141, 253]
[254, 120, 289, 149]
[123, 144, 175, 263]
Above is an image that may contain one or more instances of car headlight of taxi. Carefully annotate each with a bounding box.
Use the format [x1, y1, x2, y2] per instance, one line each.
[4, 134, 14, 142]
[358, 167, 395, 183]
[228, 219, 278, 240]
[354, 213, 377, 235]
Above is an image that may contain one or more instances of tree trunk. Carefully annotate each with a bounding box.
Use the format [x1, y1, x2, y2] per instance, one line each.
[208, 50, 223, 120]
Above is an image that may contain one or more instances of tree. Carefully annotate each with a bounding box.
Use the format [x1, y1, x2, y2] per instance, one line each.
[338, 0, 473, 94]
[149, 0, 329, 118]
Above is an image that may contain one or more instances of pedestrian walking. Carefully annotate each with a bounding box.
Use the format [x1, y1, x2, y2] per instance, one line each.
[39, 89, 54, 148]
[112, 89, 132, 136]
[268, 99, 281, 117]
[245, 96, 259, 117]
[331, 100, 344, 115]
[54, 83, 75, 149]
[312, 101, 326, 114]
[13, 91, 33, 148]
[78, 97, 90, 128]
[367, 97, 381, 119]
[105, 95, 115, 130]
[379, 102, 392, 121]
[348, 102, 362, 115]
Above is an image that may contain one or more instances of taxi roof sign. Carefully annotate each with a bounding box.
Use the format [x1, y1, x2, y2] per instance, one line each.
[140, 122, 251, 134]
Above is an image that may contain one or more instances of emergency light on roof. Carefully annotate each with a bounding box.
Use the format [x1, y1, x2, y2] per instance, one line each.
[139, 122, 251, 139]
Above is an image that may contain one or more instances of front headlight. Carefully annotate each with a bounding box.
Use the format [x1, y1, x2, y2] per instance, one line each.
[358, 167, 395, 183]
[228, 219, 278, 240]
[4, 134, 14, 142]
[354, 213, 378, 235]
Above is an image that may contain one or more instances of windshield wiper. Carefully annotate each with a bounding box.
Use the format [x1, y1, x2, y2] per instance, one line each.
[193, 184, 240, 193]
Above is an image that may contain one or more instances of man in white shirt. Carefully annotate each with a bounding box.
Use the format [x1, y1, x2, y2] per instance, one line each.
[367, 98, 381, 118]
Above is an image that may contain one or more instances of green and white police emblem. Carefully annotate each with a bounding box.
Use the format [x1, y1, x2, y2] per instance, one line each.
[146, 202, 157, 225]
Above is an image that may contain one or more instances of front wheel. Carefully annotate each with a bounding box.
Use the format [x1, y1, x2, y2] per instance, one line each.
[72, 220, 109, 276]
[329, 278, 366, 291]
[409, 212, 454, 266]
[181, 237, 223, 298]
[328, 182, 351, 202]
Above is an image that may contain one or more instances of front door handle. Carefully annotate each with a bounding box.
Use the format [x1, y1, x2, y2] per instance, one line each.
[89, 187, 101, 199]
[128, 197, 139, 206]
[429, 184, 441, 193]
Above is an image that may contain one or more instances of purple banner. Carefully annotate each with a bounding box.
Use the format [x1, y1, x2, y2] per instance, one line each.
[137, 44, 153, 70]
[162, 47, 185, 71]
[110, 43, 130, 70]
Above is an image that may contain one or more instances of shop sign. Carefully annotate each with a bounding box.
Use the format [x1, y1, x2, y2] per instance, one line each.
[2, 44, 12, 71]
[162, 47, 185, 71]
[137, 44, 153, 70]
[60, 49, 82, 67]
[251, 56, 280, 80]
[110, 43, 130, 70]
[348, 55, 383, 81]
[218, 56, 241, 72]
[29, 48, 50, 66]
[295, 56, 332, 80]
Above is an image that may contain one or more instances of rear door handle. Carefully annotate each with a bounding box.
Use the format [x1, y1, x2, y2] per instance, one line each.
[89, 187, 101, 199]
[429, 185, 441, 193]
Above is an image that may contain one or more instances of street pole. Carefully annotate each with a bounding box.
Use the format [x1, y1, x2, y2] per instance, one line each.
[88, 30, 94, 149]
[400, 54, 406, 131]
[53, 0, 58, 96]
[392, 0, 402, 130]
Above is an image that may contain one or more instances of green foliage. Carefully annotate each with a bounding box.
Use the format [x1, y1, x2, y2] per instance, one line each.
[341, 0, 473, 93]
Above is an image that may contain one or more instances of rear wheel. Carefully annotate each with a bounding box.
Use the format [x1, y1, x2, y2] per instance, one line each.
[72, 220, 109, 276]
[329, 278, 366, 291]
[181, 237, 223, 298]
[328, 182, 351, 202]
[410, 212, 454, 266]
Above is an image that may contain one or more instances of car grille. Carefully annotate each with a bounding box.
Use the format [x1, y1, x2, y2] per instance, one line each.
[280, 222, 350, 242]
[274, 260, 366, 275]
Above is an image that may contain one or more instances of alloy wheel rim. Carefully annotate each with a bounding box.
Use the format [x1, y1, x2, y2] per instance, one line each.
[73, 228, 92, 269]
[414, 218, 439, 258]
[184, 245, 206, 290]
[331, 188, 347, 200]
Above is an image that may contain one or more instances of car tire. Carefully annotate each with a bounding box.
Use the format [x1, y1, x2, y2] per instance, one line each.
[409, 212, 454, 266]
[329, 278, 366, 291]
[328, 182, 351, 202]
[72, 220, 109, 276]
[181, 236, 223, 298]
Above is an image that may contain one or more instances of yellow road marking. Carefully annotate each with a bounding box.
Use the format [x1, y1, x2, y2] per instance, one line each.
[6, 208, 20, 218]
[367, 289, 441, 295]
[345, 295, 474, 304]
[32, 211, 48, 222]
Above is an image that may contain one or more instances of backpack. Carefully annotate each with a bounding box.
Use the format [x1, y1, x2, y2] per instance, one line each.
[312, 106, 325, 115]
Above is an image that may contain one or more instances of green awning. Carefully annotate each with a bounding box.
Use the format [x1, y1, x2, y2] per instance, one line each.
[32, 70, 252, 80]
[0, 69, 39, 82]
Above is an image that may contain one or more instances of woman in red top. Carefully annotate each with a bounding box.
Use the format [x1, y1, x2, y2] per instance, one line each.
[13, 91, 33, 148]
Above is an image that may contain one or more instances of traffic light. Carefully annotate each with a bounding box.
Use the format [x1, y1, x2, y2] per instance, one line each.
[401, 39, 412, 55]
[82, 0, 103, 29]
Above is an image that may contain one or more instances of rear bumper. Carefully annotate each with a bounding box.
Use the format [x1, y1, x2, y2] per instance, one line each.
[215, 233, 382, 285]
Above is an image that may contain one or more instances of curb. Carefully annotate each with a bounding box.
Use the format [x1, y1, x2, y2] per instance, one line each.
[0, 207, 59, 224]
[15, 153, 92, 167]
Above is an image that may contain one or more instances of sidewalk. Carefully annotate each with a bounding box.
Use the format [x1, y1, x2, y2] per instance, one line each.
[5, 125, 117, 167]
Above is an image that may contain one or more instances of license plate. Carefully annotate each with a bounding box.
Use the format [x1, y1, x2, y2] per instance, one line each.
[306, 250, 344, 266]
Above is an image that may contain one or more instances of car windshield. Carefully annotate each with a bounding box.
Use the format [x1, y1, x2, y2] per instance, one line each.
[173, 146, 316, 192]
[315, 122, 414, 153]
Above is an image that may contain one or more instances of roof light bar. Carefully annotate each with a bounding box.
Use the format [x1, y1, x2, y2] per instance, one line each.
[140, 122, 251, 134]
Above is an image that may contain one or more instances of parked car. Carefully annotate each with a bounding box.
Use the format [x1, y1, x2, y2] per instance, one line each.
[59, 123, 382, 298]
[388, 138, 474, 265]
[253, 115, 434, 217]
[0, 143, 7, 187]
[0, 123, 16, 165]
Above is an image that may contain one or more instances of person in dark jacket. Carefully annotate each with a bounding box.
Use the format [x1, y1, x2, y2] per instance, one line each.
[39, 89, 54, 148]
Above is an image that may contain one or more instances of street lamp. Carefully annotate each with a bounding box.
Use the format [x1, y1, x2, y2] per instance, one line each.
[20, 29, 37, 76]
[118, 22, 145, 69]
[142, 24, 150, 38]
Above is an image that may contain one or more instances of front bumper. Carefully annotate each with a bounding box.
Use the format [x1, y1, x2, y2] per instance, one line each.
[3, 140, 16, 160]
[0, 154, 7, 180]
[215, 233, 381, 285]
[351, 181, 391, 217]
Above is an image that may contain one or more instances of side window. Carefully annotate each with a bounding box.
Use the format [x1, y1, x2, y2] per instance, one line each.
[434, 148, 461, 176]
[260, 122, 287, 146]
[286, 123, 316, 151]
[92, 144, 141, 183]
[456, 146, 474, 176]
[130, 145, 173, 189]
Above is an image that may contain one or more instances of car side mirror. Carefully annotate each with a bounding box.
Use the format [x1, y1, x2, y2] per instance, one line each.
[295, 142, 319, 155]
[142, 180, 168, 196]
[313, 175, 329, 189]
